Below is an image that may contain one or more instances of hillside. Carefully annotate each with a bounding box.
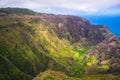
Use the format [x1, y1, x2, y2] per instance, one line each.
[86, 36, 120, 74]
[33, 70, 120, 80]
[0, 8, 37, 15]
[0, 8, 120, 80]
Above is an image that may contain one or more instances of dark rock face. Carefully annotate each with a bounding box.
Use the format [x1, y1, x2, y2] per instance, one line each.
[37, 14, 112, 46]
[87, 36, 120, 74]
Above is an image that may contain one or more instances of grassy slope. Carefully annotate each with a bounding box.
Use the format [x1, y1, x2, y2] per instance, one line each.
[0, 8, 37, 15]
[33, 70, 120, 80]
[0, 53, 33, 80]
[0, 15, 69, 79]
[0, 14, 90, 79]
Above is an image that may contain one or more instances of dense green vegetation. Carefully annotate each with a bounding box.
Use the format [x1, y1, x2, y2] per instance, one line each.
[0, 43, 33, 80]
[33, 70, 72, 80]
[33, 70, 120, 80]
[0, 8, 37, 15]
[0, 17, 68, 80]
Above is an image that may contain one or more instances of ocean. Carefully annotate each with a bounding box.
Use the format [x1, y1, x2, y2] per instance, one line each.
[80, 15, 120, 36]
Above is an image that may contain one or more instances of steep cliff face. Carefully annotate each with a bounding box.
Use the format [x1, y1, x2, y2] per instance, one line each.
[33, 14, 112, 46]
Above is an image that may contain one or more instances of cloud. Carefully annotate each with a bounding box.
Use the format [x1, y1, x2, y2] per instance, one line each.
[0, 0, 120, 15]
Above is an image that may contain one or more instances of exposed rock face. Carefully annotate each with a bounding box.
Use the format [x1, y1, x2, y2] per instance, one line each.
[33, 14, 113, 46]
[87, 36, 120, 73]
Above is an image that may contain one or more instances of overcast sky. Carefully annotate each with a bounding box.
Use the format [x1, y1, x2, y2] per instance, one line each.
[0, 0, 120, 15]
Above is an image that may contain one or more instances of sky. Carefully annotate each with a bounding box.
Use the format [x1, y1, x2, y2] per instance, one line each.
[0, 0, 120, 36]
[0, 0, 120, 15]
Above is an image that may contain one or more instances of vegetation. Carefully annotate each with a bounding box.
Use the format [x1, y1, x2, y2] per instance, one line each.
[0, 8, 37, 15]
[0, 43, 33, 80]
[33, 70, 120, 80]
[33, 70, 72, 80]
[0, 8, 120, 80]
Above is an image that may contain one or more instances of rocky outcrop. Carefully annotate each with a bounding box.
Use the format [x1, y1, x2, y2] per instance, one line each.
[86, 36, 120, 74]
